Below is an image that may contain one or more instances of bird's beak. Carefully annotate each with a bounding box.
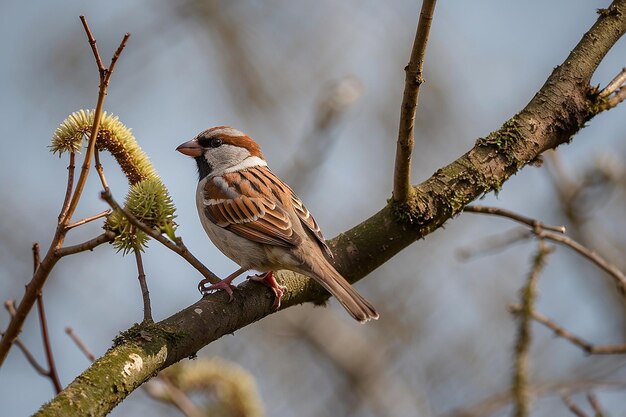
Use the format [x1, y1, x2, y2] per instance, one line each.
[176, 139, 203, 157]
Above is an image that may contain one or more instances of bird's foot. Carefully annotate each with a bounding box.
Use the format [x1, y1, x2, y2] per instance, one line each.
[198, 267, 247, 301]
[198, 277, 238, 301]
[248, 271, 287, 309]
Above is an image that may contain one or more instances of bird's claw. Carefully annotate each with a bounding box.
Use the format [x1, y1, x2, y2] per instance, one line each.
[198, 279, 238, 301]
[248, 271, 287, 309]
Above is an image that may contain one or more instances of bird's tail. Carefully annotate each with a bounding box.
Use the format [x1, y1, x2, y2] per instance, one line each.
[308, 258, 379, 323]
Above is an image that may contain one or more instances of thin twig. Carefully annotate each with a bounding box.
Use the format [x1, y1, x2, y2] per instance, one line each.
[133, 246, 152, 322]
[102, 32, 130, 88]
[464, 205, 626, 293]
[32, 243, 41, 271]
[65, 327, 96, 362]
[79, 16, 105, 74]
[561, 392, 589, 417]
[537, 229, 626, 293]
[55, 231, 115, 257]
[36, 294, 62, 393]
[7, 334, 49, 375]
[93, 149, 110, 192]
[607, 87, 626, 108]
[445, 381, 626, 417]
[597, 67, 626, 111]
[464, 205, 566, 233]
[64, 19, 129, 223]
[2, 301, 49, 377]
[587, 393, 605, 417]
[393, 0, 438, 202]
[101, 191, 220, 284]
[598, 67, 626, 98]
[145, 375, 206, 417]
[32, 244, 63, 393]
[58, 152, 76, 223]
[512, 241, 552, 417]
[66, 209, 112, 230]
[508, 305, 626, 354]
[4, 300, 17, 317]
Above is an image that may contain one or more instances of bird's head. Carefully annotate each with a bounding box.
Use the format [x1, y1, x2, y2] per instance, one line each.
[177, 126, 266, 180]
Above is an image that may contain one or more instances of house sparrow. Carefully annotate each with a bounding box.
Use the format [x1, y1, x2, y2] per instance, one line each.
[176, 126, 379, 322]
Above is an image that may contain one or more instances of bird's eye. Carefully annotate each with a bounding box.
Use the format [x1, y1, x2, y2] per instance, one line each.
[198, 136, 223, 148]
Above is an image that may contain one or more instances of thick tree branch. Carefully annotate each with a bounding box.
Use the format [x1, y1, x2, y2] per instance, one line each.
[35, 2, 626, 415]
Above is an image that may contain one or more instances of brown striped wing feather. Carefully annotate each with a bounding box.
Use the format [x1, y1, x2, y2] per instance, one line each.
[257, 168, 333, 257]
[203, 166, 332, 255]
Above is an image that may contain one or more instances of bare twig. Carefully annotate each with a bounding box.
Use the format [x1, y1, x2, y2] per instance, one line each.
[598, 67, 626, 98]
[587, 393, 605, 417]
[101, 190, 220, 285]
[64, 18, 129, 221]
[65, 327, 96, 362]
[36, 293, 62, 393]
[133, 246, 152, 322]
[93, 148, 110, 192]
[536, 229, 626, 293]
[464, 205, 626, 293]
[5, 335, 49, 375]
[596, 67, 626, 111]
[58, 153, 76, 223]
[445, 379, 626, 417]
[32, 243, 41, 271]
[464, 205, 566, 233]
[66, 209, 112, 230]
[393, 0, 438, 202]
[606, 87, 626, 108]
[144, 376, 206, 417]
[55, 232, 115, 257]
[512, 242, 552, 417]
[32, 244, 63, 394]
[2, 300, 57, 386]
[4, 300, 17, 317]
[508, 304, 626, 354]
[561, 392, 589, 417]
[79, 16, 105, 75]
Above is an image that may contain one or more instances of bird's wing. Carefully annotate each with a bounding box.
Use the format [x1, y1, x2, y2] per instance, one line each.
[202, 167, 301, 247]
[261, 169, 334, 258]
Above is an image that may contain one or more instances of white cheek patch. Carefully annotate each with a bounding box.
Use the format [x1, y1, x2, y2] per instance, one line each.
[223, 156, 267, 173]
